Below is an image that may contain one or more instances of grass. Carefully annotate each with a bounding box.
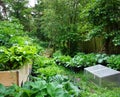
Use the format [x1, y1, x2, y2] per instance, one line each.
[59, 66, 120, 97]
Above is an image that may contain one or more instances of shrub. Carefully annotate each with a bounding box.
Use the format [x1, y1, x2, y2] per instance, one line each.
[69, 53, 97, 68]
[0, 21, 24, 47]
[96, 53, 109, 65]
[107, 55, 120, 70]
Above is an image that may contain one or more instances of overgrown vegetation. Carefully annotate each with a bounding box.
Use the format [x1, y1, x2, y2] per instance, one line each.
[0, 75, 80, 97]
[0, 21, 37, 70]
[0, 0, 120, 97]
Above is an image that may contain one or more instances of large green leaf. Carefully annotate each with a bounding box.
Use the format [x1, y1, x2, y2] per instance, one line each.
[0, 84, 6, 94]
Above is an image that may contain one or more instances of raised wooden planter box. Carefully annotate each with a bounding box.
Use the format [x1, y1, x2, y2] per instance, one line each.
[0, 64, 32, 86]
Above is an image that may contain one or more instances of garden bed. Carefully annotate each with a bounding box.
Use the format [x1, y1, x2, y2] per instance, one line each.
[0, 64, 32, 86]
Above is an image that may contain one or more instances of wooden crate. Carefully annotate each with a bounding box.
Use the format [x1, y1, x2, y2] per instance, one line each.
[0, 64, 32, 86]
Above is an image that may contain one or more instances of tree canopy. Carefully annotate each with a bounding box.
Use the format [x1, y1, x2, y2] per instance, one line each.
[0, 0, 120, 54]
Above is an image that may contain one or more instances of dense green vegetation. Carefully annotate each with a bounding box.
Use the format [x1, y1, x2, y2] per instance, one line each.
[0, 0, 120, 97]
[0, 0, 120, 55]
[0, 75, 80, 97]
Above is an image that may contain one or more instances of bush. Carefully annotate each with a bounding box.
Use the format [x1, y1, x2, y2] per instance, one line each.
[0, 21, 24, 47]
[96, 53, 109, 65]
[107, 55, 120, 70]
[69, 53, 97, 68]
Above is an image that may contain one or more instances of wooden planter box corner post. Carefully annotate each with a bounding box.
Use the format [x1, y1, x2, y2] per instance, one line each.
[0, 64, 32, 86]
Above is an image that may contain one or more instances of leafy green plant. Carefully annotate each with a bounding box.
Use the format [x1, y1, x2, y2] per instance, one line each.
[9, 36, 33, 46]
[48, 74, 69, 83]
[52, 50, 63, 58]
[34, 56, 54, 68]
[55, 55, 71, 66]
[37, 65, 64, 77]
[69, 53, 97, 68]
[0, 45, 37, 70]
[32, 56, 55, 76]
[96, 53, 109, 65]
[0, 75, 81, 97]
[107, 55, 120, 70]
[0, 21, 24, 47]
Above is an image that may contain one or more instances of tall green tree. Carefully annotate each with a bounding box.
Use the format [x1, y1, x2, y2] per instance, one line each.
[80, 0, 120, 54]
[40, 0, 81, 55]
[2, 0, 33, 31]
[32, 0, 46, 40]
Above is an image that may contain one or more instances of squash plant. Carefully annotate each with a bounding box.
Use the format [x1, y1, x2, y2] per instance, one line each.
[0, 45, 37, 70]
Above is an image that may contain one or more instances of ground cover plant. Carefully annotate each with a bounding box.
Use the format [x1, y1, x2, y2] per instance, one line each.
[53, 52, 97, 70]
[32, 53, 120, 97]
[0, 75, 81, 97]
[0, 49, 120, 97]
[53, 51, 120, 71]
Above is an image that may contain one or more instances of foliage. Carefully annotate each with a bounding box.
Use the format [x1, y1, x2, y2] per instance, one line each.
[54, 55, 72, 66]
[107, 55, 120, 70]
[53, 50, 72, 66]
[33, 55, 64, 77]
[0, 20, 38, 70]
[54, 52, 97, 69]
[80, 0, 120, 53]
[38, 64, 64, 77]
[96, 53, 109, 65]
[52, 50, 63, 58]
[53, 52, 120, 71]
[4, 0, 33, 31]
[34, 56, 54, 68]
[48, 74, 69, 84]
[0, 75, 81, 97]
[40, 0, 81, 55]
[69, 53, 97, 68]
[0, 45, 37, 70]
[0, 21, 24, 47]
[9, 36, 33, 46]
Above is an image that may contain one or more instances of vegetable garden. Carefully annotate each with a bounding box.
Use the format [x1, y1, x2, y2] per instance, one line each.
[0, 0, 120, 97]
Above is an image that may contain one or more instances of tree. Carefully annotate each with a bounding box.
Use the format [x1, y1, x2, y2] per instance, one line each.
[80, 0, 120, 54]
[32, 0, 46, 40]
[0, 0, 8, 20]
[2, 0, 33, 31]
[40, 0, 81, 55]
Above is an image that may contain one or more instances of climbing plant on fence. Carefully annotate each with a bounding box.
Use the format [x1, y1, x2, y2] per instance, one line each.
[80, 0, 120, 54]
